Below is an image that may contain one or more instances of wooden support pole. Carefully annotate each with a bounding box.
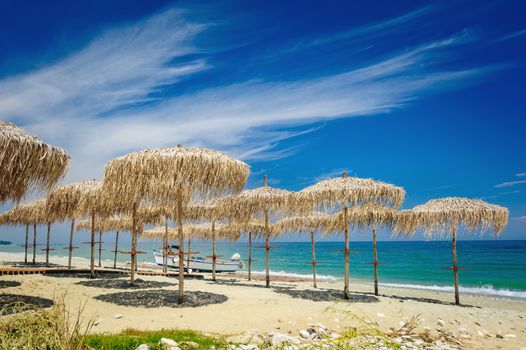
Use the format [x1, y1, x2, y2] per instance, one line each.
[163, 217, 168, 273]
[342, 171, 350, 299]
[45, 222, 51, 266]
[130, 203, 138, 285]
[264, 175, 271, 288]
[372, 226, 379, 296]
[32, 224, 37, 264]
[186, 239, 191, 275]
[177, 197, 185, 304]
[248, 231, 252, 281]
[98, 231, 102, 267]
[452, 223, 460, 305]
[113, 231, 119, 269]
[68, 219, 74, 269]
[212, 221, 217, 282]
[90, 212, 96, 278]
[24, 224, 28, 264]
[310, 231, 317, 288]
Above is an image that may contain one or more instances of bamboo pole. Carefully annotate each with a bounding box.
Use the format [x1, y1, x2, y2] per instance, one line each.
[32, 224, 36, 264]
[130, 203, 138, 285]
[186, 239, 191, 275]
[310, 231, 317, 288]
[212, 221, 217, 281]
[248, 232, 252, 281]
[452, 222, 460, 305]
[68, 219, 74, 269]
[372, 226, 379, 296]
[45, 222, 51, 266]
[177, 197, 185, 304]
[24, 224, 28, 264]
[113, 231, 119, 269]
[98, 231, 102, 267]
[342, 171, 350, 299]
[163, 217, 168, 273]
[264, 175, 271, 288]
[90, 211, 95, 278]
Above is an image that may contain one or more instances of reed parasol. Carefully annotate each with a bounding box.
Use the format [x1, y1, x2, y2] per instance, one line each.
[70, 180, 113, 277]
[292, 171, 405, 299]
[0, 199, 50, 265]
[102, 146, 249, 302]
[394, 197, 508, 305]
[275, 212, 331, 288]
[46, 180, 102, 269]
[0, 121, 70, 204]
[218, 175, 292, 287]
[77, 214, 135, 269]
[326, 204, 398, 295]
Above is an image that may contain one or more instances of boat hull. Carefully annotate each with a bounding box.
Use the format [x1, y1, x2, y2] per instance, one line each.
[153, 251, 242, 273]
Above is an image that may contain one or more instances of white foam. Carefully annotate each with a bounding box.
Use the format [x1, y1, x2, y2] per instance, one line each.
[380, 282, 526, 299]
[251, 269, 337, 281]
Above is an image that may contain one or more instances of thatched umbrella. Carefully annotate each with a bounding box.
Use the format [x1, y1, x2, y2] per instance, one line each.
[76, 214, 135, 269]
[0, 199, 50, 264]
[292, 171, 405, 299]
[326, 204, 398, 295]
[102, 146, 249, 302]
[217, 175, 292, 287]
[395, 197, 508, 305]
[46, 180, 103, 269]
[71, 180, 114, 277]
[0, 121, 70, 204]
[275, 212, 331, 288]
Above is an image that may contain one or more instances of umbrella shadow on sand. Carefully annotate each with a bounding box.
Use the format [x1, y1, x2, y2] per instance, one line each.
[0, 294, 54, 315]
[43, 272, 125, 279]
[77, 278, 175, 290]
[378, 293, 479, 308]
[0, 280, 21, 289]
[95, 290, 228, 308]
[272, 286, 380, 303]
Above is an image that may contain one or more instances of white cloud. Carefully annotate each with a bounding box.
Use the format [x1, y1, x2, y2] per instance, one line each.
[0, 6, 499, 184]
[494, 180, 526, 188]
[496, 28, 526, 42]
[516, 172, 526, 177]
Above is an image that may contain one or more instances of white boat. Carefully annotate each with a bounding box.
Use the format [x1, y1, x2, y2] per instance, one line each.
[153, 251, 244, 273]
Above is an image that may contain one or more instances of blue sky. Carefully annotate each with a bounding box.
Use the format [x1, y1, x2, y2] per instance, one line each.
[0, 0, 525, 242]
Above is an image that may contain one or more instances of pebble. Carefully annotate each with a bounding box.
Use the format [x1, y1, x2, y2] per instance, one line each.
[299, 330, 310, 339]
[94, 318, 102, 326]
[504, 334, 516, 338]
[136, 345, 150, 350]
[437, 319, 445, 327]
[113, 313, 123, 319]
[377, 313, 385, 318]
[159, 338, 179, 347]
[496, 334, 504, 339]
[181, 341, 199, 348]
[476, 330, 485, 337]
[270, 333, 301, 346]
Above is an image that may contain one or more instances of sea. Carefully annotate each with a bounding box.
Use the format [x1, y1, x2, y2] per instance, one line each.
[1, 239, 525, 299]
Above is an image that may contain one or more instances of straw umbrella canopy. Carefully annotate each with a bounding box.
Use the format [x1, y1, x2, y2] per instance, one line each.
[0, 121, 70, 204]
[77, 214, 136, 269]
[217, 176, 292, 287]
[69, 180, 116, 277]
[102, 146, 249, 302]
[326, 204, 398, 295]
[394, 197, 508, 305]
[275, 212, 331, 288]
[0, 199, 51, 265]
[292, 171, 405, 299]
[46, 180, 102, 269]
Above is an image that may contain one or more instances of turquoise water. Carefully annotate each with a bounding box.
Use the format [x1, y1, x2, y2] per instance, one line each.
[2, 239, 525, 299]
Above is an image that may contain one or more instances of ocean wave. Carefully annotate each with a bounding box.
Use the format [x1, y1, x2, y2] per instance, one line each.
[251, 270, 337, 281]
[380, 282, 526, 299]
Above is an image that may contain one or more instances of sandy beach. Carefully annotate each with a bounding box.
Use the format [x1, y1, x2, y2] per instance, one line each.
[1, 252, 525, 349]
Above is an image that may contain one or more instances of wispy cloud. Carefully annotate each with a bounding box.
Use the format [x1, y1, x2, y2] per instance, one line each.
[496, 28, 526, 42]
[0, 6, 500, 183]
[512, 216, 526, 221]
[516, 172, 526, 177]
[494, 180, 526, 188]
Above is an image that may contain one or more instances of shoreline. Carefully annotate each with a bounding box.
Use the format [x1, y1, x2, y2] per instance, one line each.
[2, 250, 526, 301]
